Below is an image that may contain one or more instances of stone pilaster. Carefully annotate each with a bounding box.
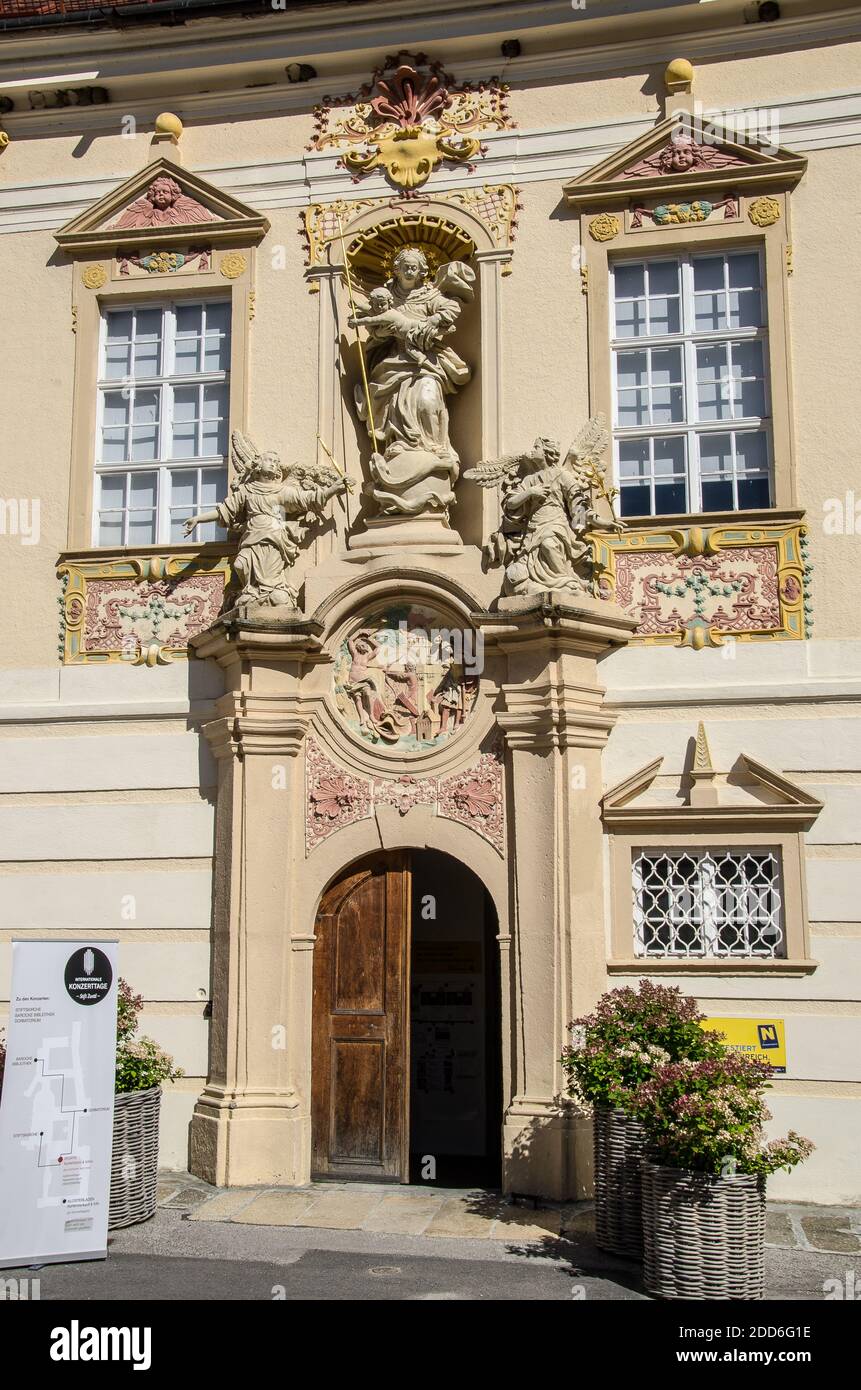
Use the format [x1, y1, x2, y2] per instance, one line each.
[188, 611, 325, 1187]
[479, 593, 636, 1198]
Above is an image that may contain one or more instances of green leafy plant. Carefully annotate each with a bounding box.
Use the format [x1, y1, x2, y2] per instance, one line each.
[626, 1052, 814, 1177]
[560, 980, 726, 1112]
[115, 976, 183, 1095]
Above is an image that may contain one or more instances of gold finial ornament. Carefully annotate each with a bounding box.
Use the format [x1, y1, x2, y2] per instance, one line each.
[150, 112, 183, 161]
[154, 112, 183, 138]
[664, 58, 694, 93]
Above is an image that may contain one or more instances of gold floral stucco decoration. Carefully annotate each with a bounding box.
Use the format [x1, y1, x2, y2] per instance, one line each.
[82, 264, 108, 289]
[588, 213, 620, 242]
[220, 251, 247, 279]
[344, 127, 480, 193]
[312, 54, 510, 196]
[748, 196, 781, 227]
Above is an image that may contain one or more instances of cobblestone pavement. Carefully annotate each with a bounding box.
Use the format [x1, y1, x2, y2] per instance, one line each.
[157, 1170, 861, 1253]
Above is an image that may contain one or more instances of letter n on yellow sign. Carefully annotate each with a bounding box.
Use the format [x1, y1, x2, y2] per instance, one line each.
[702, 1017, 787, 1074]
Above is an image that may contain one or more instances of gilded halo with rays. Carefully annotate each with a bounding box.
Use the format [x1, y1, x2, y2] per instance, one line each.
[345, 213, 475, 288]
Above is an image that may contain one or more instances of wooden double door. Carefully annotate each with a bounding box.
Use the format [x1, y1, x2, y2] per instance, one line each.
[311, 850, 500, 1184]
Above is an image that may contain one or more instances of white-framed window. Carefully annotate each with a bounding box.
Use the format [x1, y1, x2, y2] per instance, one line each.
[94, 300, 231, 546]
[632, 847, 784, 959]
[610, 250, 773, 518]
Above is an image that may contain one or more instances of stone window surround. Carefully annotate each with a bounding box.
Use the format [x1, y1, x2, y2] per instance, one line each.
[56, 154, 268, 555]
[67, 258, 253, 552]
[93, 296, 233, 548]
[573, 177, 800, 522]
[609, 247, 773, 517]
[606, 826, 816, 977]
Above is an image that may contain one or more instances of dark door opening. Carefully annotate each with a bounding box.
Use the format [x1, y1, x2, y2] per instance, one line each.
[311, 849, 501, 1188]
[408, 850, 502, 1188]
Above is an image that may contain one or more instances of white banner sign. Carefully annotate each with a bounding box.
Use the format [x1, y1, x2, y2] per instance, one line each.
[0, 939, 118, 1269]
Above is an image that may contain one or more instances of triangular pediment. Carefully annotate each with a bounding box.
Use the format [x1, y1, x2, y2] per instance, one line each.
[565, 115, 807, 208]
[602, 740, 821, 831]
[734, 755, 823, 813]
[602, 757, 664, 814]
[55, 156, 269, 254]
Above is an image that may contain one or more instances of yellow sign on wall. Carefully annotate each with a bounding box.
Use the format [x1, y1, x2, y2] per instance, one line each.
[702, 1017, 786, 1074]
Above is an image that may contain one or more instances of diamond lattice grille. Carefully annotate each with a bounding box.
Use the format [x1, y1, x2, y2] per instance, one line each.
[632, 848, 784, 958]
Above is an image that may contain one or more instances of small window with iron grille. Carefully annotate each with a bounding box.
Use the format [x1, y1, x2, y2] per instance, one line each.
[632, 847, 784, 959]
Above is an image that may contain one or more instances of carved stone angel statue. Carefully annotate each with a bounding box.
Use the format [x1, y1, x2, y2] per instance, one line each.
[464, 417, 623, 599]
[347, 246, 475, 518]
[183, 430, 352, 611]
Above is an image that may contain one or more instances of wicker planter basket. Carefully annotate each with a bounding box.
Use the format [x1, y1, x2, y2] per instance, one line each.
[109, 1085, 162, 1230]
[642, 1161, 766, 1300]
[593, 1106, 647, 1258]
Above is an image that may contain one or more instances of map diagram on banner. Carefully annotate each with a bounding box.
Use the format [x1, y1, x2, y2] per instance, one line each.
[21, 1024, 98, 1204]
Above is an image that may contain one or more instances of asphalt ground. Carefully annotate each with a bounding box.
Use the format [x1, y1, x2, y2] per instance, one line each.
[4, 1205, 856, 1302]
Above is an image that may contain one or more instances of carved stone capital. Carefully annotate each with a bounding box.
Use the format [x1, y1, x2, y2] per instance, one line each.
[497, 683, 617, 752]
[477, 593, 635, 750]
[203, 695, 316, 761]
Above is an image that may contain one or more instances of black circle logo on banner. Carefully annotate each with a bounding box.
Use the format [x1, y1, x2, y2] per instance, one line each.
[64, 947, 113, 1006]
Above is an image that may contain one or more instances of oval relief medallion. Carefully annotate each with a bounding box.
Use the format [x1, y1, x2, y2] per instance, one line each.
[333, 606, 480, 750]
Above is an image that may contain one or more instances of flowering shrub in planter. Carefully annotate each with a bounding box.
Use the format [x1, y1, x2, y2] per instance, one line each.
[628, 1052, 813, 1300]
[626, 1051, 813, 1179]
[110, 979, 183, 1229]
[560, 982, 726, 1257]
[561, 981, 725, 1110]
[115, 980, 182, 1095]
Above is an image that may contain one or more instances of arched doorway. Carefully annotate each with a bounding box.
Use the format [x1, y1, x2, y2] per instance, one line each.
[311, 849, 502, 1187]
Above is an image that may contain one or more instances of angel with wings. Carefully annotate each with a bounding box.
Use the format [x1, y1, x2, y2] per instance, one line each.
[346, 247, 475, 517]
[464, 417, 623, 599]
[183, 430, 351, 611]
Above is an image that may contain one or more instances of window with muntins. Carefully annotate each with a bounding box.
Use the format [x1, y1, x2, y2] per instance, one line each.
[632, 847, 784, 958]
[94, 299, 231, 546]
[611, 250, 772, 518]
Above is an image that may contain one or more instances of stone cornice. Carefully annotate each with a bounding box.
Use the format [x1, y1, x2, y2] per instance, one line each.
[54, 154, 270, 256]
[601, 802, 823, 832]
[189, 610, 325, 665]
[2, 2, 859, 108]
[607, 957, 819, 977]
[601, 749, 824, 831]
[477, 595, 637, 658]
[4, 89, 861, 235]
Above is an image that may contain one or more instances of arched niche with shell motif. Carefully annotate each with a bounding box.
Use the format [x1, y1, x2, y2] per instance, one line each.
[307, 197, 507, 554]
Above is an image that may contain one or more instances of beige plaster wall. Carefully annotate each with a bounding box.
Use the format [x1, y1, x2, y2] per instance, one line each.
[1, 22, 860, 1192]
[0, 228, 73, 668]
[247, 207, 321, 454]
[508, 39, 861, 131]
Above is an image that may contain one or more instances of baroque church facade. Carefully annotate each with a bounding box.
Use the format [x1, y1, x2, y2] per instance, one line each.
[0, 0, 859, 1202]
